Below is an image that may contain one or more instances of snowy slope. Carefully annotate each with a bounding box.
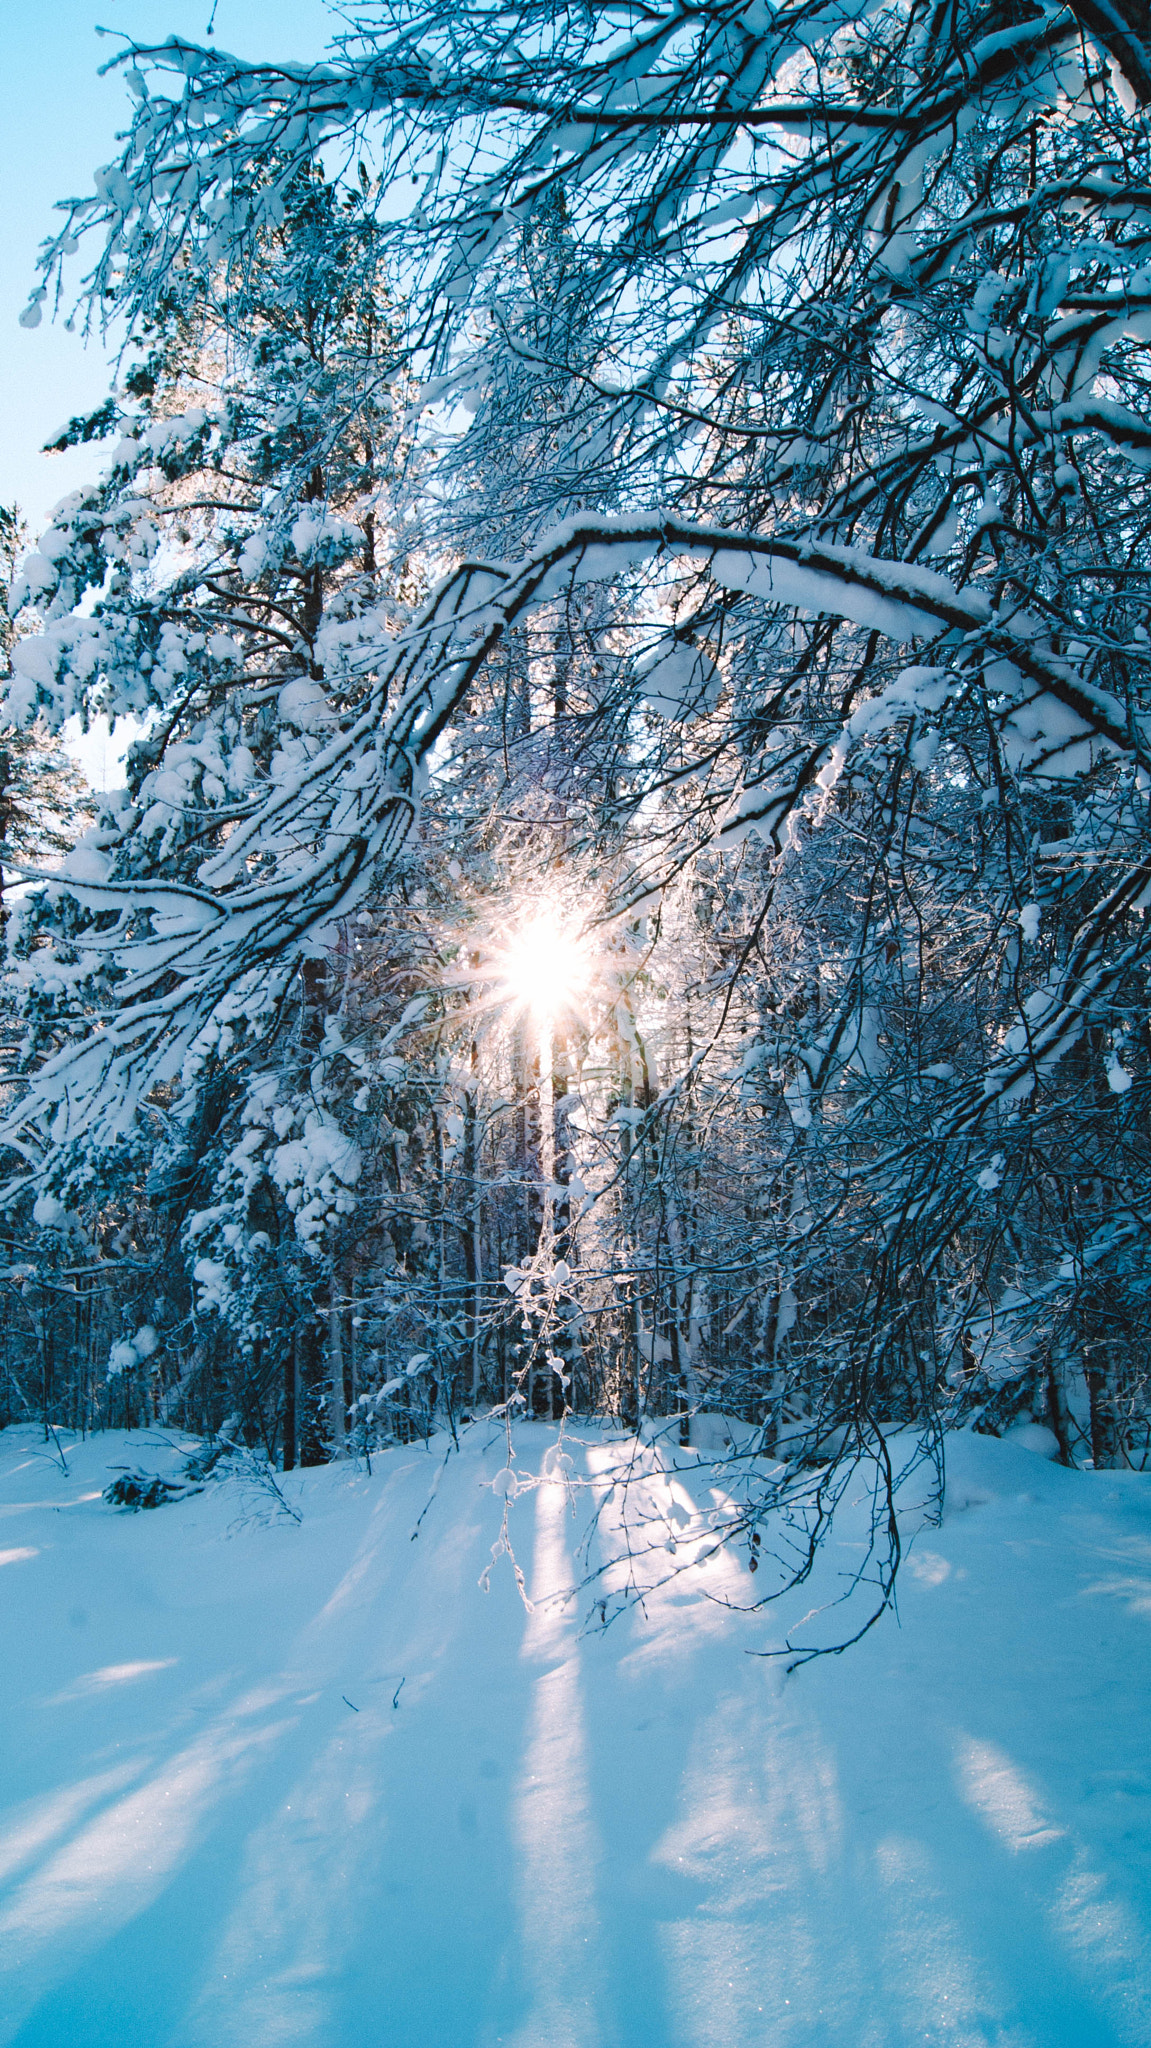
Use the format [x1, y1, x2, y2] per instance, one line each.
[1, 1419, 1149, 2048]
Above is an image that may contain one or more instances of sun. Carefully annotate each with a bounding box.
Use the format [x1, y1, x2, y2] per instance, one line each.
[495, 908, 591, 1027]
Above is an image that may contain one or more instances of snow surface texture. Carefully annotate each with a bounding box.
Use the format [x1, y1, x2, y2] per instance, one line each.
[1, 1422, 1149, 2048]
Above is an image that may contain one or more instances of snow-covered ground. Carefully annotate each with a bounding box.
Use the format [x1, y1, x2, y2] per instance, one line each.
[1, 1418, 1149, 2047]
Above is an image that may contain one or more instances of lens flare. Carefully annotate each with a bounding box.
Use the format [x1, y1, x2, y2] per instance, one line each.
[497, 910, 589, 1025]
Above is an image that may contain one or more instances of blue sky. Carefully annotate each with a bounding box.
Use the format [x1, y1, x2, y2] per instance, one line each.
[2, 2, 336, 537]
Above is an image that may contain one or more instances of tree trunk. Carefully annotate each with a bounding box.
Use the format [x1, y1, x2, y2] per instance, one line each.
[283, 1332, 298, 1471]
[328, 1268, 346, 1454]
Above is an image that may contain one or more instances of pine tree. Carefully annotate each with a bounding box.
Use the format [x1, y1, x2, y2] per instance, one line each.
[3, 170, 420, 1450]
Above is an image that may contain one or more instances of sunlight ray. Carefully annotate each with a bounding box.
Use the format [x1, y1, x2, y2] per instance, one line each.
[510, 1477, 607, 2048]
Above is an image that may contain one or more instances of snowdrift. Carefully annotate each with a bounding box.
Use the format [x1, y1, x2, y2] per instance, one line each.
[1, 1419, 1150, 2046]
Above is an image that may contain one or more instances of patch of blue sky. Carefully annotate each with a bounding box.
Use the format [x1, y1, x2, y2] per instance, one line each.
[2, 2, 335, 536]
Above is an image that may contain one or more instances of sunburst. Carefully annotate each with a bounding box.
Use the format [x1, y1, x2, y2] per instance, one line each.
[492, 907, 592, 1029]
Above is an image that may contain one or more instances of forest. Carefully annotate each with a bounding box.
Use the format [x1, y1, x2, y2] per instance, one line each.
[2, 0, 1150, 1642]
[3, 6, 1151, 2043]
